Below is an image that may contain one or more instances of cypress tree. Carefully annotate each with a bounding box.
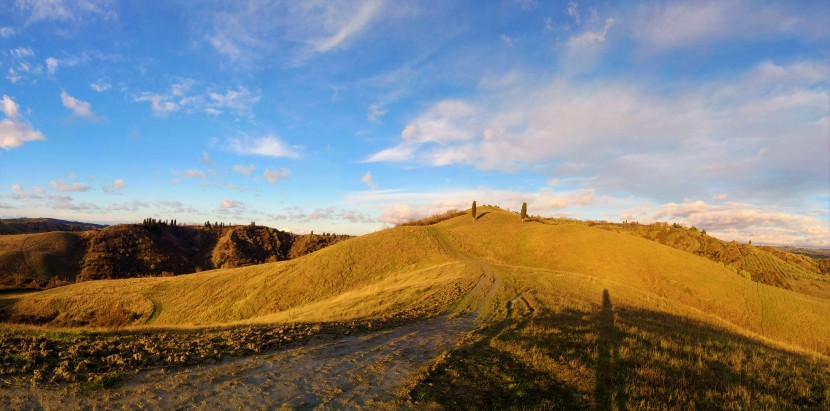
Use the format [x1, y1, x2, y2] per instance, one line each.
[471, 201, 477, 219]
[521, 202, 527, 221]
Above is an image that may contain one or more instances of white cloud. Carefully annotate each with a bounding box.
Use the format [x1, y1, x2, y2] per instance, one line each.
[10, 184, 22, 191]
[367, 103, 387, 123]
[647, 200, 830, 247]
[361, 171, 378, 190]
[90, 78, 111, 92]
[220, 199, 242, 209]
[263, 168, 290, 184]
[135, 83, 259, 118]
[364, 142, 417, 163]
[275, 205, 375, 224]
[103, 178, 126, 193]
[60, 89, 99, 119]
[182, 169, 206, 179]
[399, 100, 478, 144]
[232, 163, 255, 175]
[348, 187, 596, 225]
[135, 93, 178, 117]
[49, 179, 92, 192]
[567, 17, 615, 47]
[500, 34, 514, 47]
[228, 135, 300, 158]
[15, 0, 116, 23]
[0, 27, 14, 38]
[156, 200, 196, 214]
[0, 95, 45, 150]
[631, 1, 830, 52]
[205, 0, 387, 65]
[2, 96, 19, 119]
[208, 86, 260, 117]
[10, 47, 34, 59]
[365, 60, 829, 204]
[45, 57, 59, 74]
[567, 1, 580, 24]
[199, 151, 214, 165]
[712, 194, 728, 201]
[312, 0, 385, 53]
[6, 68, 21, 84]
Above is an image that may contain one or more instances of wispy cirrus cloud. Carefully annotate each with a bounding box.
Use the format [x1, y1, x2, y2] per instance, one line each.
[203, 0, 387, 66]
[311, 0, 385, 53]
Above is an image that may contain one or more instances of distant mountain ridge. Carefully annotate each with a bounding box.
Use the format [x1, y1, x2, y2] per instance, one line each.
[0, 222, 351, 288]
[0, 218, 107, 235]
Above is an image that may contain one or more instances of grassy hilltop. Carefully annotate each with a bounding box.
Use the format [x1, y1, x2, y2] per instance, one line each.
[1, 207, 828, 409]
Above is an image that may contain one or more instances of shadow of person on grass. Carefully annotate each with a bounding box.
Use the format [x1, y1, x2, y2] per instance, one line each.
[595, 289, 628, 411]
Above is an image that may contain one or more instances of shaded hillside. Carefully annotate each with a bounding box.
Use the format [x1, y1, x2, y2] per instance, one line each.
[0, 218, 106, 235]
[586, 220, 830, 298]
[0, 232, 85, 289]
[0, 224, 351, 287]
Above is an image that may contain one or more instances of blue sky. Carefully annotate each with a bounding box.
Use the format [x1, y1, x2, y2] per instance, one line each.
[0, 0, 828, 246]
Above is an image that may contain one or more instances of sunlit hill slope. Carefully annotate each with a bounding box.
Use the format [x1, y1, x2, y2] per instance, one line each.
[2, 208, 828, 355]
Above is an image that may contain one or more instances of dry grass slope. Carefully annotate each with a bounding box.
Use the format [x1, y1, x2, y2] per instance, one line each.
[1, 207, 828, 408]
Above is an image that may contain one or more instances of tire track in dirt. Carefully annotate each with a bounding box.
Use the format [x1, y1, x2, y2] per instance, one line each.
[427, 227, 501, 316]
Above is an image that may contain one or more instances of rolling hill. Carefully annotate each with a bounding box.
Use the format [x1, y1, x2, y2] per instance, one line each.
[1, 207, 828, 409]
[0, 223, 350, 288]
[588, 220, 830, 298]
[0, 218, 106, 235]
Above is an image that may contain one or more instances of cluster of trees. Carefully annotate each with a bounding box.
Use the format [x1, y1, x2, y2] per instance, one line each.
[142, 218, 178, 229]
[204, 221, 226, 230]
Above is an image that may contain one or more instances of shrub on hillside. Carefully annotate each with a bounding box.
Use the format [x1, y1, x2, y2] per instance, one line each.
[399, 209, 466, 227]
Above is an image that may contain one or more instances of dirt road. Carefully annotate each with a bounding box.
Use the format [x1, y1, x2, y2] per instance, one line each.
[0, 314, 476, 410]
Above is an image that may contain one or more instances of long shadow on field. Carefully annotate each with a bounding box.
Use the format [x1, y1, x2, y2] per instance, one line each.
[475, 212, 490, 220]
[595, 290, 628, 410]
[408, 294, 830, 410]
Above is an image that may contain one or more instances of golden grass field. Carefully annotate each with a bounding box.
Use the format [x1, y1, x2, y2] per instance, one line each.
[1, 207, 828, 408]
